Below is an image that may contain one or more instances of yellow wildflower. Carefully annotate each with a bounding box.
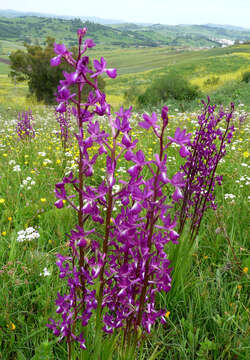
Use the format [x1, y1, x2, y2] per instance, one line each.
[1, 231, 6, 236]
[0, 198, 5, 204]
[165, 311, 170, 319]
[7, 322, 16, 330]
[243, 267, 248, 274]
[56, 159, 61, 164]
[243, 151, 249, 158]
[40, 198, 47, 203]
[8, 217, 12, 221]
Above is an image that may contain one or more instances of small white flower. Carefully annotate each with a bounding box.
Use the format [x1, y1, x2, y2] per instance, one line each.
[16, 227, 40, 242]
[43, 159, 52, 164]
[13, 165, 21, 172]
[26, 227, 35, 234]
[65, 152, 72, 157]
[9, 160, 16, 165]
[40, 267, 51, 277]
[224, 193, 236, 200]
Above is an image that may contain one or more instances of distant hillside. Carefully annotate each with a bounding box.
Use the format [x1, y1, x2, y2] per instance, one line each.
[111, 23, 250, 44]
[0, 17, 162, 47]
[205, 23, 250, 31]
[0, 13, 249, 49]
[0, 9, 125, 25]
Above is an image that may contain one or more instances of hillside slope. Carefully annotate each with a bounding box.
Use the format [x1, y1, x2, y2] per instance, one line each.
[0, 15, 250, 49]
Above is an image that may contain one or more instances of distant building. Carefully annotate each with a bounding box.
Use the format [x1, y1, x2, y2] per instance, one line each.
[211, 38, 235, 47]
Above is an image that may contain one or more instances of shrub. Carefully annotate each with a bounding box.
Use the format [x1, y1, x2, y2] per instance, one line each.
[242, 71, 250, 83]
[209, 80, 250, 106]
[203, 76, 220, 87]
[137, 71, 200, 107]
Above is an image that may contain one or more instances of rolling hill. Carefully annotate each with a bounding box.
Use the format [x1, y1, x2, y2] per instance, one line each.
[0, 12, 249, 49]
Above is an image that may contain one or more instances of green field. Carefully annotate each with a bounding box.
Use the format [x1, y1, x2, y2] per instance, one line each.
[0, 101, 249, 359]
[1, 42, 250, 112]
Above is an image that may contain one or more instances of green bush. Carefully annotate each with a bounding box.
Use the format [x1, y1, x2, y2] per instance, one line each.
[137, 71, 200, 107]
[209, 80, 250, 107]
[242, 71, 250, 83]
[203, 76, 220, 87]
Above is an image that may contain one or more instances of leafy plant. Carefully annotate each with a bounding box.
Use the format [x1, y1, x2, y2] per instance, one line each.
[137, 71, 201, 107]
[242, 71, 250, 83]
[203, 76, 220, 87]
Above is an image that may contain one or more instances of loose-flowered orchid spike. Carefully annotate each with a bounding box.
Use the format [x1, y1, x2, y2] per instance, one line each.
[16, 110, 35, 141]
[55, 105, 71, 150]
[48, 27, 233, 356]
[179, 98, 235, 242]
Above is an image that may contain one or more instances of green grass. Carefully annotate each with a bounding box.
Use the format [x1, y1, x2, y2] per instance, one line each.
[0, 103, 249, 359]
[0, 62, 9, 74]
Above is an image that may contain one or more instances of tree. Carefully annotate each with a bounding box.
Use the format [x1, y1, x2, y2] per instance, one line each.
[9, 38, 105, 104]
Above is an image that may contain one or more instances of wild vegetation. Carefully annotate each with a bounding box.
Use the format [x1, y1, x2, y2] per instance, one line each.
[1, 15, 250, 48]
[0, 18, 249, 360]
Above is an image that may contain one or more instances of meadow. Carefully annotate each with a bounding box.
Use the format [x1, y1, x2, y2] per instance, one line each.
[0, 35, 249, 359]
[1, 40, 250, 111]
[0, 102, 249, 359]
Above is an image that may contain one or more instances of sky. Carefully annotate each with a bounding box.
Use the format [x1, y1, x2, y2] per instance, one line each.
[0, 0, 249, 28]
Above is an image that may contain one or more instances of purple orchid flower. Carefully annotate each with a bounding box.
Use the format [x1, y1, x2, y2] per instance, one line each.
[91, 57, 117, 79]
[51, 43, 69, 67]
[139, 112, 159, 130]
